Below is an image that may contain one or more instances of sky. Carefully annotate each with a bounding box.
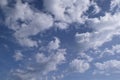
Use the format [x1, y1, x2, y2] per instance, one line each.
[1, 0, 120, 80]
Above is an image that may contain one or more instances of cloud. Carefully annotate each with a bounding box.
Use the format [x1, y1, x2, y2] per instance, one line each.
[90, 1, 101, 14]
[78, 52, 93, 62]
[75, 32, 106, 50]
[6, 0, 53, 47]
[47, 37, 60, 50]
[11, 48, 66, 80]
[110, 0, 120, 11]
[76, 13, 120, 50]
[3, 0, 120, 79]
[54, 22, 69, 29]
[95, 60, 120, 75]
[98, 44, 120, 58]
[3, 0, 101, 48]
[90, 13, 120, 46]
[70, 59, 90, 73]
[44, 0, 90, 28]
[18, 38, 38, 47]
[0, 0, 8, 7]
[52, 74, 64, 80]
[43, 49, 66, 74]
[13, 51, 24, 61]
[76, 32, 90, 43]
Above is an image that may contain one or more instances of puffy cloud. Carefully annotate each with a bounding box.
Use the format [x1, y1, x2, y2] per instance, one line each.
[18, 38, 38, 47]
[13, 51, 24, 61]
[54, 22, 68, 29]
[4, 0, 120, 79]
[47, 37, 60, 50]
[41, 49, 66, 74]
[44, 0, 90, 28]
[110, 0, 120, 11]
[11, 49, 66, 80]
[99, 44, 120, 58]
[35, 53, 48, 63]
[90, 13, 120, 46]
[76, 32, 90, 43]
[6, 0, 53, 47]
[112, 45, 120, 54]
[3, 0, 101, 48]
[76, 13, 120, 50]
[95, 60, 120, 74]
[76, 32, 106, 49]
[90, 1, 101, 14]
[52, 74, 64, 80]
[70, 59, 90, 73]
[0, 0, 8, 7]
[79, 52, 93, 62]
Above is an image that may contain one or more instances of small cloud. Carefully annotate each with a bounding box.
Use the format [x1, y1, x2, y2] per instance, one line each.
[70, 59, 90, 73]
[13, 51, 24, 61]
[48, 37, 60, 50]
[94, 60, 120, 75]
[0, 0, 8, 7]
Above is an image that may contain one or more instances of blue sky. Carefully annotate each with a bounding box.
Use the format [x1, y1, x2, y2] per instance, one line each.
[1, 0, 120, 80]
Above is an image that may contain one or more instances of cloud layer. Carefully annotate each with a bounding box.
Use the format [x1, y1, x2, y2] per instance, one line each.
[1, 0, 120, 80]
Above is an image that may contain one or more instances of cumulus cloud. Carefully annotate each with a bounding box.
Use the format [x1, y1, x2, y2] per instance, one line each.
[52, 74, 64, 80]
[11, 49, 66, 80]
[76, 13, 120, 50]
[110, 0, 120, 11]
[0, 0, 8, 7]
[2, 0, 101, 48]
[44, 0, 91, 28]
[70, 59, 90, 73]
[76, 32, 105, 49]
[78, 52, 93, 62]
[47, 37, 60, 50]
[76, 32, 90, 43]
[43, 49, 66, 74]
[6, 0, 53, 47]
[18, 38, 38, 47]
[90, 0, 101, 14]
[13, 51, 24, 61]
[99, 44, 120, 58]
[3, 0, 120, 79]
[54, 22, 69, 29]
[95, 60, 120, 75]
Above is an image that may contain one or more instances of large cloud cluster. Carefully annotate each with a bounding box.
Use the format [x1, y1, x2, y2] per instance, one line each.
[1, 0, 120, 79]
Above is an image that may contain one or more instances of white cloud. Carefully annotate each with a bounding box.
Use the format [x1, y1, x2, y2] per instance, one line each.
[6, 0, 53, 47]
[54, 22, 68, 29]
[0, 0, 8, 7]
[52, 74, 64, 80]
[76, 13, 120, 50]
[11, 49, 66, 80]
[44, 0, 90, 27]
[43, 49, 66, 74]
[18, 38, 38, 47]
[112, 45, 120, 54]
[110, 0, 120, 11]
[76, 32, 106, 49]
[70, 59, 90, 73]
[13, 51, 24, 61]
[95, 60, 120, 74]
[91, 1, 101, 14]
[79, 52, 93, 62]
[76, 32, 90, 43]
[90, 13, 120, 46]
[3, 0, 101, 48]
[35, 53, 48, 63]
[99, 44, 120, 58]
[48, 37, 60, 50]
